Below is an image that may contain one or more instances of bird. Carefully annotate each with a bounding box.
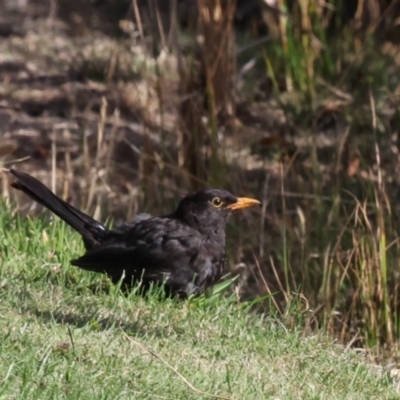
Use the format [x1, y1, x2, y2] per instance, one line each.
[7, 168, 260, 297]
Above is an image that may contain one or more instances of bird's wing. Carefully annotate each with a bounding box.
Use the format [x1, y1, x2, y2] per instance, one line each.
[111, 213, 153, 235]
[71, 217, 205, 291]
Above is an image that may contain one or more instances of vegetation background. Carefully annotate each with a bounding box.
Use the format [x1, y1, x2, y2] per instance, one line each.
[2, 0, 400, 390]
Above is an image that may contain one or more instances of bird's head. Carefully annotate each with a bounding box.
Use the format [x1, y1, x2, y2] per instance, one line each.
[175, 189, 260, 234]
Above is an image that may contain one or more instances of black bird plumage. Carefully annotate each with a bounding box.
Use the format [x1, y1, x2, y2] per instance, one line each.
[8, 169, 260, 297]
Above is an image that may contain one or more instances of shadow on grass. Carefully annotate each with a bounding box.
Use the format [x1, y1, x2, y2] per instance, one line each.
[33, 308, 150, 334]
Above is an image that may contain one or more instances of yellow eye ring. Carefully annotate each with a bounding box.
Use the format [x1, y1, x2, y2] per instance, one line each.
[211, 197, 223, 208]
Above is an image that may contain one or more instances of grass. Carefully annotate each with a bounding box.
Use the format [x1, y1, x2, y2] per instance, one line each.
[0, 205, 398, 399]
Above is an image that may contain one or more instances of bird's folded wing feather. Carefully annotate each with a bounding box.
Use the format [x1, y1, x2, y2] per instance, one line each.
[71, 218, 204, 285]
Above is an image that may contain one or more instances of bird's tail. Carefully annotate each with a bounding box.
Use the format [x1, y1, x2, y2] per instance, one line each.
[8, 169, 108, 248]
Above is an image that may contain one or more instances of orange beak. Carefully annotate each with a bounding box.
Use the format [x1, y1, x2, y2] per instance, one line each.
[226, 197, 261, 211]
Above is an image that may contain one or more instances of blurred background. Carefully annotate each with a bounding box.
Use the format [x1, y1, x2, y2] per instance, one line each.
[1, 0, 400, 362]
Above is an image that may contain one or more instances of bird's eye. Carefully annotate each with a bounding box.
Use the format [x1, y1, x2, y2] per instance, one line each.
[211, 197, 223, 208]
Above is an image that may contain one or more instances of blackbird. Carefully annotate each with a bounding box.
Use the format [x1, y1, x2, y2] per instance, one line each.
[8, 169, 260, 297]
